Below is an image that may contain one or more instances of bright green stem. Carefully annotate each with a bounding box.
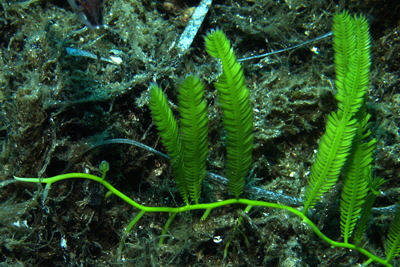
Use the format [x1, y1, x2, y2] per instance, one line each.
[362, 258, 373, 266]
[237, 205, 252, 225]
[159, 212, 178, 246]
[14, 173, 393, 267]
[200, 208, 212, 221]
[223, 204, 253, 259]
[118, 210, 146, 260]
[104, 190, 113, 199]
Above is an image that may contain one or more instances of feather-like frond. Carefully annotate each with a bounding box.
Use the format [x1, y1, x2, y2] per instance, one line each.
[205, 30, 253, 199]
[149, 85, 189, 204]
[178, 75, 208, 204]
[340, 104, 376, 243]
[353, 176, 386, 246]
[334, 11, 371, 118]
[303, 112, 358, 211]
[333, 10, 356, 107]
[386, 203, 400, 261]
[303, 11, 371, 213]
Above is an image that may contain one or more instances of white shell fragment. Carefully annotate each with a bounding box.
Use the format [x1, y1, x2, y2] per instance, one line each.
[176, 0, 212, 56]
[66, 47, 123, 65]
